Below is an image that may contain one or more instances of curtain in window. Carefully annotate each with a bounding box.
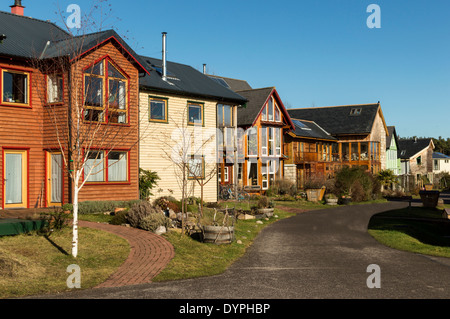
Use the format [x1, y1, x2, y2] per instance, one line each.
[108, 152, 127, 182]
[5, 153, 22, 204]
[85, 151, 104, 182]
[51, 154, 62, 203]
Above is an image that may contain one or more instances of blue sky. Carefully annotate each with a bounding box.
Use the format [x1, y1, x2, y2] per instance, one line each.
[16, 0, 450, 139]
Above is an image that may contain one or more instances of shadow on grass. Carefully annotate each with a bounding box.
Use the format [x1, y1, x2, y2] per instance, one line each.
[368, 207, 450, 248]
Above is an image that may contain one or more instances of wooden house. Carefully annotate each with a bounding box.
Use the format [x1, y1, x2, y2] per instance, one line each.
[286, 103, 389, 188]
[231, 87, 295, 193]
[0, 5, 148, 209]
[283, 119, 338, 189]
[138, 37, 247, 202]
[386, 126, 401, 175]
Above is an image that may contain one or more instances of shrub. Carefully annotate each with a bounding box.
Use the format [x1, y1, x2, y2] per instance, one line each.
[257, 196, 270, 208]
[110, 210, 128, 225]
[127, 201, 159, 228]
[334, 166, 374, 202]
[139, 168, 160, 200]
[40, 208, 72, 233]
[139, 213, 172, 232]
[270, 179, 297, 196]
[77, 200, 141, 214]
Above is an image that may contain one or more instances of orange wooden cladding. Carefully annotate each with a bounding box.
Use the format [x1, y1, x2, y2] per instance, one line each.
[0, 41, 140, 208]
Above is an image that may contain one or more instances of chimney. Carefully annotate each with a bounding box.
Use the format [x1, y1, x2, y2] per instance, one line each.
[10, 0, 25, 16]
[203, 64, 206, 74]
[161, 32, 167, 81]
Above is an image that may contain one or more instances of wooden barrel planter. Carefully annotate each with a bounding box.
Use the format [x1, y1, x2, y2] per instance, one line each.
[202, 225, 234, 244]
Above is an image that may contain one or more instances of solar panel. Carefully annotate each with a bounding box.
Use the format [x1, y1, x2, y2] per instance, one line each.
[210, 77, 230, 88]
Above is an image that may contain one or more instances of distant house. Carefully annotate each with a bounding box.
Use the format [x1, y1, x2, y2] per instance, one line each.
[398, 138, 435, 180]
[433, 152, 450, 174]
[287, 103, 389, 176]
[138, 40, 247, 202]
[386, 126, 401, 175]
[283, 119, 337, 189]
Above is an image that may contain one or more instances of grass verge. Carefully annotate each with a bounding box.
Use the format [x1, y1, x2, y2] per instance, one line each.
[152, 206, 296, 282]
[0, 227, 129, 299]
[368, 206, 450, 258]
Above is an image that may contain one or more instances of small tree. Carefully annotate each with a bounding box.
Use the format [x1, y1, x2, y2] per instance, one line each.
[30, 1, 151, 257]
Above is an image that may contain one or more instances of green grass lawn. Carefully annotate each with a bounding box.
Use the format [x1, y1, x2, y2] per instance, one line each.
[368, 207, 450, 258]
[0, 226, 129, 298]
[153, 205, 296, 282]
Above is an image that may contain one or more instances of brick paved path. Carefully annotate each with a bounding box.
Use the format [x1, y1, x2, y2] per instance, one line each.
[79, 221, 175, 288]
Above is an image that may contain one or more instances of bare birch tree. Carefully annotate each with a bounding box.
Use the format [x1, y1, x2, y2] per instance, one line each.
[31, 1, 150, 257]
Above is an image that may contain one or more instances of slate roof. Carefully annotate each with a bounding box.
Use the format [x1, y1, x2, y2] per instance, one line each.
[0, 10, 247, 104]
[290, 119, 337, 141]
[433, 152, 450, 159]
[398, 138, 434, 159]
[207, 75, 252, 92]
[0, 10, 69, 58]
[287, 104, 382, 136]
[139, 56, 247, 105]
[234, 87, 274, 126]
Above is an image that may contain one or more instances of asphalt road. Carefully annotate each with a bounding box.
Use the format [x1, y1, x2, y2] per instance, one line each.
[38, 201, 450, 299]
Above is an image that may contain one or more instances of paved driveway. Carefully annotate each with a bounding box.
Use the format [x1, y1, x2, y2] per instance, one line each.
[41, 201, 450, 299]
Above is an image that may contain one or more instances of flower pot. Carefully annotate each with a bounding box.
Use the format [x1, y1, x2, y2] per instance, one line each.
[325, 198, 338, 205]
[419, 190, 440, 208]
[202, 225, 234, 244]
[306, 187, 326, 202]
[424, 184, 433, 191]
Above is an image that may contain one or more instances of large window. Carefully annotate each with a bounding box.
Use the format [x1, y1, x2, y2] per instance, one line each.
[247, 127, 258, 156]
[2, 69, 29, 106]
[149, 97, 168, 123]
[84, 150, 129, 183]
[260, 96, 282, 123]
[84, 58, 128, 124]
[217, 104, 232, 127]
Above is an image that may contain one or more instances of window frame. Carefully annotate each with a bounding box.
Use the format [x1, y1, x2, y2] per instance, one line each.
[46, 73, 64, 105]
[1, 67, 31, 108]
[187, 101, 204, 126]
[83, 148, 130, 185]
[149, 96, 169, 123]
[83, 56, 130, 125]
[187, 155, 205, 180]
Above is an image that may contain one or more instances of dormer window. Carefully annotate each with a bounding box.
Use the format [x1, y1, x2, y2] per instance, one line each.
[350, 108, 362, 116]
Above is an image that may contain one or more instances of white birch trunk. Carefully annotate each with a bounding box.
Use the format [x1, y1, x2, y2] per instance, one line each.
[71, 170, 81, 258]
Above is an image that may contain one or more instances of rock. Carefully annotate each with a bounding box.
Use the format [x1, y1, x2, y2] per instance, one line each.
[256, 220, 263, 224]
[169, 209, 177, 219]
[238, 213, 255, 220]
[154, 226, 167, 235]
[237, 240, 243, 245]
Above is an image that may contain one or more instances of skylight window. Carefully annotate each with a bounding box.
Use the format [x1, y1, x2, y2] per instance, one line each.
[293, 120, 311, 131]
[350, 108, 362, 116]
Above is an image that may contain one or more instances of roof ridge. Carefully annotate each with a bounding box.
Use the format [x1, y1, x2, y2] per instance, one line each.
[235, 86, 275, 93]
[0, 10, 70, 36]
[288, 103, 379, 110]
